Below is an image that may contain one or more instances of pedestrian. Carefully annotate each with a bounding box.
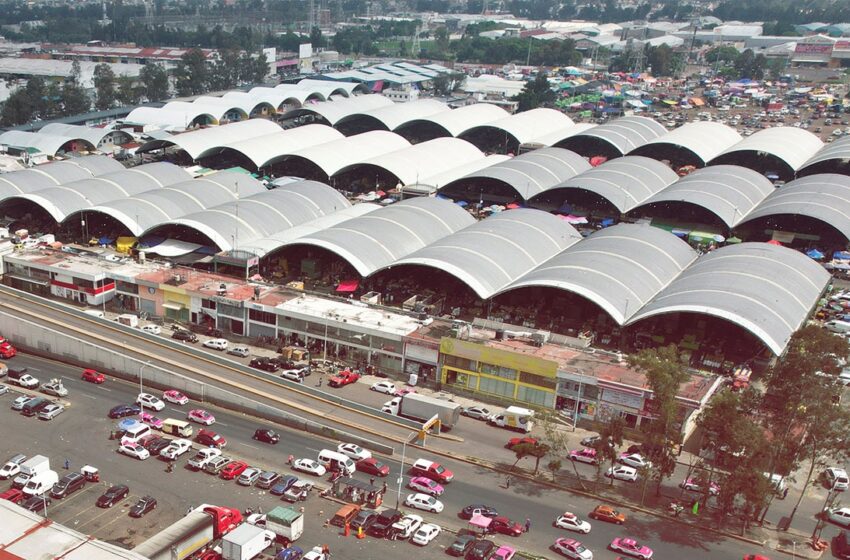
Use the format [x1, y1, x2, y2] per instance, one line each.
[317, 377, 322, 387]
[288, 454, 294, 466]
[524, 518, 531, 533]
[321, 544, 330, 560]
[505, 475, 512, 488]
[63, 458, 70, 470]
[369, 477, 375, 486]
[382, 482, 388, 494]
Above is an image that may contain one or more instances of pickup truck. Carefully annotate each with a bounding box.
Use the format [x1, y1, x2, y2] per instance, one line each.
[328, 370, 360, 388]
[188, 448, 221, 470]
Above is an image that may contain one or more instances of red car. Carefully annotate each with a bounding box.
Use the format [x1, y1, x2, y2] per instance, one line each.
[506, 437, 538, 450]
[490, 516, 524, 537]
[81, 368, 105, 384]
[196, 429, 227, 448]
[328, 370, 360, 388]
[357, 458, 390, 477]
[0, 342, 17, 358]
[0, 488, 24, 503]
[220, 461, 248, 480]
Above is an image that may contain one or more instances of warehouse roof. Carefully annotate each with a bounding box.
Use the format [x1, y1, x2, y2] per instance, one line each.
[247, 86, 326, 107]
[459, 108, 575, 147]
[393, 209, 582, 298]
[283, 94, 394, 125]
[339, 137, 485, 185]
[0, 130, 95, 156]
[39, 123, 133, 147]
[630, 122, 742, 165]
[735, 174, 850, 241]
[405, 154, 512, 195]
[499, 223, 697, 323]
[710, 126, 824, 173]
[530, 123, 597, 148]
[393, 103, 509, 138]
[798, 136, 850, 177]
[280, 130, 410, 179]
[137, 119, 282, 160]
[143, 180, 350, 251]
[217, 124, 344, 170]
[627, 242, 830, 355]
[210, 92, 277, 116]
[123, 106, 206, 129]
[334, 99, 449, 133]
[292, 78, 367, 96]
[442, 147, 591, 201]
[631, 165, 775, 228]
[553, 116, 667, 155]
[162, 100, 248, 123]
[537, 155, 678, 212]
[0, 156, 123, 199]
[272, 197, 475, 276]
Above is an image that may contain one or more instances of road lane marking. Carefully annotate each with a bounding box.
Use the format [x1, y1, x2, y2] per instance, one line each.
[100, 387, 112, 392]
[238, 442, 259, 450]
[215, 421, 229, 427]
[74, 495, 138, 532]
[82, 394, 97, 399]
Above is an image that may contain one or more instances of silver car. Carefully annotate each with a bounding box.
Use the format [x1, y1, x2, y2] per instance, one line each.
[0, 383, 8, 396]
[38, 403, 65, 420]
[11, 395, 33, 411]
[256, 470, 280, 489]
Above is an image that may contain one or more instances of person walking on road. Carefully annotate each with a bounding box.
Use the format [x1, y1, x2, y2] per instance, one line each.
[524, 518, 531, 533]
[63, 459, 70, 470]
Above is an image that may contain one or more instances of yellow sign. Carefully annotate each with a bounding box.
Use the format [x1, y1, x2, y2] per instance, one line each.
[440, 337, 557, 378]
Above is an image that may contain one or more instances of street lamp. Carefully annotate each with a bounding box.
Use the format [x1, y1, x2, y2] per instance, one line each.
[139, 360, 151, 395]
[396, 431, 417, 509]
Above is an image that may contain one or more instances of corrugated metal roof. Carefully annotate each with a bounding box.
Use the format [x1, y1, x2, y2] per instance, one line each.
[555, 116, 667, 155]
[711, 126, 823, 172]
[799, 136, 850, 176]
[630, 122, 742, 165]
[394, 103, 509, 139]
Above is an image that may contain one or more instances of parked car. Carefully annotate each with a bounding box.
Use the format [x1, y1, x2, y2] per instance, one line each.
[489, 516, 523, 537]
[237, 467, 262, 486]
[404, 493, 444, 513]
[447, 534, 477, 556]
[356, 457, 390, 477]
[97, 485, 130, 508]
[196, 429, 227, 448]
[411, 523, 441, 545]
[370, 381, 396, 394]
[253, 428, 280, 444]
[351, 510, 379, 532]
[826, 467, 850, 491]
[38, 403, 65, 420]
[172, 330, 198, 343]
[118, 442, 151, 460]
[160, 439, 192, 460]
[187, 409, 215, 425]
[569, 448, 599, 465]
[146, 437, 173, 457]
[555, 512, 591, 533]
[461, 406, 491, 420]
[11, 396, 33, 411]
[506, 437, 538, 450]
[40, 380, 68, 397]
[337, 443, 371, 461]
[256, 470, 280, 490]
[460, 504, 499, 520]
[163, 390, 189, 405]
[605, 465, 638, 482]
[553, 538, 593, 559]
[140, 324, 162, 335]
[187, 448, 221, 470]
[410, 458, 453, 483]
[368, 508, 403, 538]
[283, 480, 314, 503]
[390, 513, 422, 539]
[270, 475, 299, 496]
[0, 488, 25, 503]
[0, 455, 26, 479]
[130, 495, 157, 517]
[618, 452, 651, 469]
[220, 461, 249, 480]
[680, 477, 720, 495]
[466, 539, 496, 560]
[50, 472, 86, 499]
[136, 393, 165, 411]
[610, 537, 653, 559]
[292, 459, 326, 477]
[108, 404, 141, 419]
[249, 357, 279, 372]
[139, 412, 164, 430]
[203, 455, 231, 475]
[202, 338, 228, 351]
[22, 495, 51, 514]
[491, 545, 516, 560]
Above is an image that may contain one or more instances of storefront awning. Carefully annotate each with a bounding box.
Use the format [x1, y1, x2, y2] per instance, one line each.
[162, 302, 185, 311]
[336, 280, 359, 293]
[140, 239, 203, 257]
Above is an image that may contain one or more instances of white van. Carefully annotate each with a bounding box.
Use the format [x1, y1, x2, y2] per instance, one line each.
[162, 418, 193, 438]
[317, 449, 356, 476]
[23, 470, 59, 496]
[121, 423, 152, 444]
[825, 320, 850, 334]
[83, 309, 105, 319]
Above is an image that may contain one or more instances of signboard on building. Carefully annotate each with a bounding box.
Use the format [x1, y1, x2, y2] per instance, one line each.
[794, 43, 833, 54]
[404, 341, 438, 364]
[262, 47, 276, 77]
[440, 337, 557, 378]
[600, 387, 644, 410]
[299, 43, 312, 59]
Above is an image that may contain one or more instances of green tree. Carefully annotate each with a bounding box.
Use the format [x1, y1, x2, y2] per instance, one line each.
[174, 48, 209, 96]
[434, 26, 450, 53]
[705, 45, 740, 64]
[115, 75, 143, 106]
[547, 459, 562, 482]
[140, 63, 169, 101]
[310, 26, 326, 49]
[0, 89, 33, 126]
[513, 73, 555, 112]
[59, 81, 90, 116]
[734, 49, 767, 80]
[594, 416, 625, 490]
[93, 63, 116, 110]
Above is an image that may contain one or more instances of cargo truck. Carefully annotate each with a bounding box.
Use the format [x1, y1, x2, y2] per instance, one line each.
[381, 393, 461, 430]
[221, 523, 275, 560]
[265, 506, 304, 545]
[12, 455, 49, 489]
[132, 504, 242, 560]
[488, 406, 535, 433]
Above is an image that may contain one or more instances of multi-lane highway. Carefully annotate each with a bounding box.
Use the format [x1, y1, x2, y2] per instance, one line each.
[0, 352, 784, 559]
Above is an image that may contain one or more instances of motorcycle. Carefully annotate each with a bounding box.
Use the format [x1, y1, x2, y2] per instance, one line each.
[668, 502, 684, 516]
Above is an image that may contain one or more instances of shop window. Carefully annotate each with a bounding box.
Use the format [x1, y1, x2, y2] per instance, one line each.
[444, 355, 475, 371]
[202, 299, 217, 310]
[481, 363, 517, 380]
[217, 302, 242, 317]
[519, 372, 556, 390]
[478, 376, 514, 398]
[517, 385, 555, 407]
[248, 308, 276, 325]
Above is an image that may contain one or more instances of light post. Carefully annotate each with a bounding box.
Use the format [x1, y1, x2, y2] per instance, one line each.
[792, 541, 797, 559]
[139, 360, 150, 395]
[396, 431, 417, 509]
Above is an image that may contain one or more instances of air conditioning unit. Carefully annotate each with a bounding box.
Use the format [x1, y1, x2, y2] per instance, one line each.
[531, 331, 550, 347]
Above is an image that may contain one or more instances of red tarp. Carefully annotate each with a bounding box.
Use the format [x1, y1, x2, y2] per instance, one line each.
[767, 240, 783, 246]
[336, 280, 359, 293]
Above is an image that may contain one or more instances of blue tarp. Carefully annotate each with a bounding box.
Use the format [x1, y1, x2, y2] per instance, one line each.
[455, 200, 468, 207]
[834, 251, 850, 260]
[807, 248, 825, 259]
[601, 218, 615, 227]
[98, 236, 114, 245]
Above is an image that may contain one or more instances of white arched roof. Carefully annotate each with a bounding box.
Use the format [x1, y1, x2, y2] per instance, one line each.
[280, 130, 410, 178]
[334, 99, 449, 133]
[221, 125, 344, 169]
[218, 92, 277, 114]
[460, 108, 575, 146]
[530, 123, 597, 148]
[710, 126, 824, 173]
[630, 122, 743, 165]
[296, 78, 366, 96]
[632, 165, 775, 228]
[143, 181, 350, 252]
[282, 95, 394, 126]
[125, 106, 208, 129]
[408, 155, 512, 193]
[799, 136, 850, 177]
[393, 209, 582, 299]
[273, 197, 476, 276]
[194, 96, 261, 117]
[0, 156, 122, 199]
[250, 86, 327, 106]
[137, 119, 282, 160]
[627, 243, 830, 355]
[337, 137, 484, 185]
[537, 155, 678, 212]
[394, 103, 510, 138]
[163, 101, 247, 122]
[499, 223, 698, 324]
[0, 130, 93, 157]
[39, 123, 133, 148]
[554, 116, 667, 155]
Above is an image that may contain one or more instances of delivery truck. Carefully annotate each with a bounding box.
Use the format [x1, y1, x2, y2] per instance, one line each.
[221, 523, 275, 560]
[12, 455, 49, 489]
[488, 406, 535, 433]
[132, 504, 242, 560]
[381, 393, 461, 430]
[265, 506, 304, 545]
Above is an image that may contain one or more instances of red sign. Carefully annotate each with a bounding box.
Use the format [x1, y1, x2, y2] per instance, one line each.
[835, 40, 850, 50]
[794, 43, 833, 55]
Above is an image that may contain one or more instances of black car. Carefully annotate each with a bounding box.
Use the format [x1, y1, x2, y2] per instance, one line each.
[108, 404, 141, 419]
[448, 534, 478, 557]
[249, 358, 279, 372]
[459, 504, 499, 520]
[97, 484, 129, 508]
[270, 475, 298, 496]
[351, 510, 378, 532]
[21, 397, 50, 417]
[466, 539, 495, 560]
[146, 438, 173, 457]
[368, 508, 402, 537]
[172, 330, 198, 343]
[253, 428, 280, 444]
[21, 495, 51, 514]
[130, 495, 157, 517]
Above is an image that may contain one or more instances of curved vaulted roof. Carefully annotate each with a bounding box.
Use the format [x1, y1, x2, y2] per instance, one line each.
[136, 119, 282, 160]
[798, 136, 850, 177]
[0, 156, 122, 199]
[407, 154, 512, 193]
[334, 99, 449, 134]
[39, 123, 133, 147]
[217, 124, 344, 170]
[629, 122, 742, 165]
[282, 95, 394, 126]
[164, 100, 248, 122]
[143, 181, 350, 252]
[631, 165, 775, 228]
[218, 92, 277, 115]
[0, 130, 94, 157]
[280, 131, 410, 178]
[338, 137, 485, 185]
[499, 223, 697, 323]
[459, 108, 575, 146]
[293, 78, 367, 97]
[392, 209, 582, 298]
[442, 147, 591, 201]
[9, 162, 191, 222]
[124, 106, 213, 129]
[553, 116, 667, 155]
[627, 243, 830, 355]
[393, 103, 510, 139]
[538, 155, 678, 212]
[194, 96, 265, 118]
[710, 127, 824, 173]
[735, 174, 850, 241]
[274, 197, 475, 276]
[73, 171, 266, 236]
[529, 123, 597, 148]
[249, 86, 327, 107]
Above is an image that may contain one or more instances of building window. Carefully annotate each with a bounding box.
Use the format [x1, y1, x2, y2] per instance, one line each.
[115, 281, 138, 294]
[73, 277, 94, 289]
[517, 385, 554, 407]
[481, 363, 517, 380]
[217, 302, 242, 317]
[444, 355, 475, 371]
[202, 299, 217, 310]
[248, 308, 276, 325]
[478, 376, 515, 398]
[519, 372, 556, 390]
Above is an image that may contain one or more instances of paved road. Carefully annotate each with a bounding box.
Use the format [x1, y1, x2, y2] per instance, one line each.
[0, 353, 786, 559]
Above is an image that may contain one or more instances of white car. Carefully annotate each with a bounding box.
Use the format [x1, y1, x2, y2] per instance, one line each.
[292, 458, 326, 477]
[227, 345, 251, 357]
[337, 443, 371, 461]
[404, 493, 444, 513]
[0, 459, 23, 479]
[140, 324, 162, 335]
[391, 514, 423, 538]
[38, 403, 65, 420]
[411, 523, 441, 545]
[15, 374, 39, 388]
[136, 392, 165, 411]
[370, 381, 396, 394]
[188, 448, 222, 470]
[203, 338, 228, 351]
[160, 438, 193, 460]
[555, 512, 592, 533]
[118, 442, 151, 460]
[618, 453, 652, 469]
[0, 384, 7, 396]
[302, 547, 326, 560]
[11, 395, 34, 411]
[461, 406, 491, 420]
[605, 465, 638, 482]
[826, 467, 850, 491]
[280, 369, 305, 382]
[831, 507, 850, 526]
[238, 467, 262, 486]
